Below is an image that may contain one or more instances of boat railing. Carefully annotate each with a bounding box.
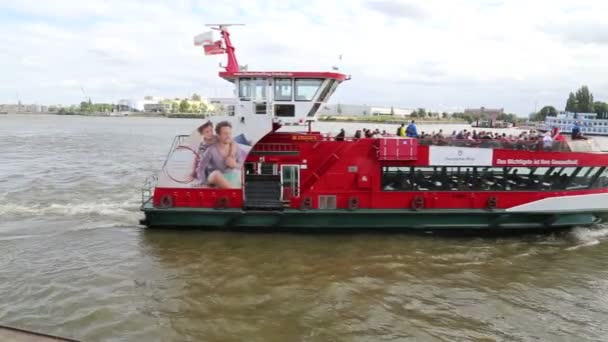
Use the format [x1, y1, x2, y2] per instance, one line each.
[321, 134, 572, 151]
[417, 138, 571, 152]
[162, 135, 190, 169]
[141, 174, 157, 205]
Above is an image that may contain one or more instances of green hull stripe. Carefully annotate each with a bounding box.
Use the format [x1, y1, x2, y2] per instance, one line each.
[141, 204, 602, 229]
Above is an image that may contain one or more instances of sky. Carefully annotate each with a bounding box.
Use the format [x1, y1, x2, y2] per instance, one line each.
[1, 0, 608, 115]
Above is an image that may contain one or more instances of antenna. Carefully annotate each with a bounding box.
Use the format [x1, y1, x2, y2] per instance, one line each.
[332, 54, 343, 71]
[205, 24, 245, 27]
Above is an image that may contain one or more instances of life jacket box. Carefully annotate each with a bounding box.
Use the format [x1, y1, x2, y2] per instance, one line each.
[377, 138, 418, 161]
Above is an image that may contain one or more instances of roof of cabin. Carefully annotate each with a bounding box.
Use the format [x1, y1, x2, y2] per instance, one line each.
[219, 71, 349, 81]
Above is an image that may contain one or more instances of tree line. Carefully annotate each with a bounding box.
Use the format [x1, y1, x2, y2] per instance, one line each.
[533, 86, 608, 121]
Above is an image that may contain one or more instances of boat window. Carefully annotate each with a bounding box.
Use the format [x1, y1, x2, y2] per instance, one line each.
[275, 104, 295, 117]
[295, 79, 323, 101]
[381, 166, 608, 192]
[255, 103, 266, 115]
[239, 78, 266, 101]
[274, 78, 292, 101]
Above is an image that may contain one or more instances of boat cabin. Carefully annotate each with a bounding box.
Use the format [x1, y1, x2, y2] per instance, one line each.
[218, 71, 348, 125]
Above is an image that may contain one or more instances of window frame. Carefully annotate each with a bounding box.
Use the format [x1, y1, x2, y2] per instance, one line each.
[294, 78, 324, 102]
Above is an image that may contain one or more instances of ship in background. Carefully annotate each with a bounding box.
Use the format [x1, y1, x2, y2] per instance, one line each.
[541, 111, 608, 136]
[140, 25, 608, 231]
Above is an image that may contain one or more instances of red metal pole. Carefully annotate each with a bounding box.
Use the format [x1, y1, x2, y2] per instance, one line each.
[220, 27, 239, 73]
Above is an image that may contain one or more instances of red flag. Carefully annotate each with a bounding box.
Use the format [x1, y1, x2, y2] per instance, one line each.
[203, 40, 224, 55]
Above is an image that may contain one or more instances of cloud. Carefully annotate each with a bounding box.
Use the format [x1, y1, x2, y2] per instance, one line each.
[364, 0, 427, 20]
[1, 0, 608, 114]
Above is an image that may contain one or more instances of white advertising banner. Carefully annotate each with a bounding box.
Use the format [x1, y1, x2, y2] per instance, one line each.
[429, 146, 493, 166]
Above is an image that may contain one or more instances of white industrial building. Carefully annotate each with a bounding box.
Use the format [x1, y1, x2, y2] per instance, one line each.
[318, 104, 414, 117]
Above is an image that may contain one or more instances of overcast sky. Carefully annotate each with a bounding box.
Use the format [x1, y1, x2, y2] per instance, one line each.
[1, 0, 607, 115]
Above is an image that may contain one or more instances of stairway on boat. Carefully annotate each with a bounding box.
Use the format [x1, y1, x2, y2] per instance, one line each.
[244, 174, 283, 210]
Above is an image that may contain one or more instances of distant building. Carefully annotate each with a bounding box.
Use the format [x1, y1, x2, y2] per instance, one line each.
[319, 104, 414, 117]
[117, 98, 158, 111]
[144, 103, 172, 113]
[464, 107, 504, 126]
[0, 103, 44, 113]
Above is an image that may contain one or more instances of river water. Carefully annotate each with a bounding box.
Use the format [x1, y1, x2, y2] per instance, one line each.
[2, 114, 608, 341]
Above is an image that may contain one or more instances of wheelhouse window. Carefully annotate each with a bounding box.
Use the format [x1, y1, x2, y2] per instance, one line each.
[381, 166, 607, 191]
[294, 79, 323, 101]
[239, 78, 266, 101]
[274, 78, 292, 101]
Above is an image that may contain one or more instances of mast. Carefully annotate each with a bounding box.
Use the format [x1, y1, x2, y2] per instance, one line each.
[219, 26, 239, 73]
[204, 24, 243, 73]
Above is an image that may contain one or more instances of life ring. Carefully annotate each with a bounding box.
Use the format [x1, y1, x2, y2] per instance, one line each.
[215, 196, 229, 210]
[348, 197, 359, 210]
[411, 196, 424, 210]
[300, 197, 312, 210]
[487, 196, 498, 210]
[159, 194, 173, 209]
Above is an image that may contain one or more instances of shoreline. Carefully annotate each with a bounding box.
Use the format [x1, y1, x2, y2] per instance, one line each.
[317, 116, 467, 125]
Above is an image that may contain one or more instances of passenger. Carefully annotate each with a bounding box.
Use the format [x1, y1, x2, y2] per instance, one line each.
[406, 120, 418, 138]
[335, 128, 345, 141]
[571, 122, 587, 140]
[365, 129, 373, 138]
[542, 132, 553, 150]
[397, 123, 406, 137]
[354, 130, 362, 140]
[381, 129, 388, 136]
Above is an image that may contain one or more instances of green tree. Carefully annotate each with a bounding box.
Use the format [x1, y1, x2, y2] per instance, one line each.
[179, 99, 190, 113]
[536, 105, 557, 121]
[441, 112, 448, 119]
[199, 102, 208, 114]
[594, 101, 608, 119]
[190, 103, 200, 114]
[191, 93, 202, 101]
[390, 106, 395, 115]
[416, 108, 426, 118]
[171, 102, 179, 113]
[410, 111, 418, 118]
[575, 85, 594, 112]
[80, 101, 91, 112]
[566, 92, 578, 112]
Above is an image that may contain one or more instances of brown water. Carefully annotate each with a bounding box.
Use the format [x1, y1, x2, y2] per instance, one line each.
[2, 115, 608, 341]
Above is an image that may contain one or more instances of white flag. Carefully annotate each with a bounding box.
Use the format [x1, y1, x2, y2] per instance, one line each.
[193, 31, 213, 46]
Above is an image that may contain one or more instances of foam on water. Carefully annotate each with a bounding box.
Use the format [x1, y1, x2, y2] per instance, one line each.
[565, 225, 608, 250]
[0, 198, 140, 222]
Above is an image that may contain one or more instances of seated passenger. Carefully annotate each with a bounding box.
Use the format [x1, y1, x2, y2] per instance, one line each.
[335, 128, 345, 141]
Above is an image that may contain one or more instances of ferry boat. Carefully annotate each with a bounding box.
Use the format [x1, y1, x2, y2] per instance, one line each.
[542, 111, 608, 136]
[140, 26, 608, 231]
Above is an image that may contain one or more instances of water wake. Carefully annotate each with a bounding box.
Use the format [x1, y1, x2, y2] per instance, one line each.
[0, 198, 140, 222]
[565, 224, 608, 250]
